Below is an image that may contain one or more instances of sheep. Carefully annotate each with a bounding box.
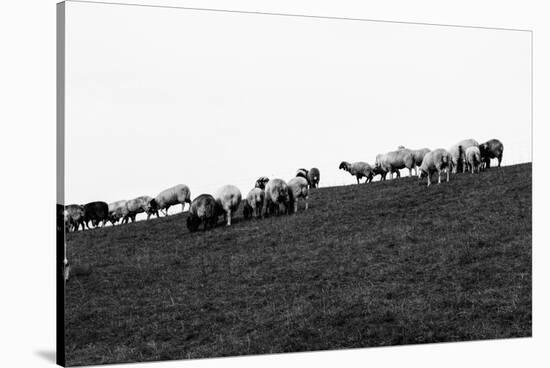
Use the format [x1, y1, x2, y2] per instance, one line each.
[398, 146, 431, 176]
[107, 200, 127, 226]
[418, 149, 452, 186]
[215, 184, 242, 226]
[449, 139, 479, 173]
[148, 184, 191, 219]
[375, 149, 415, 179]
[83, 201, 109, 229]
[263, 178, 291, 216]
[339, 161, 375, 184]
[296, 168, 310, 183]
[287, 176, 309, 214]
[479, 139, 504, 169]
[243, 187, 265, 219]
[186, 194, 219, 232]
[64, 204, 85, 232]
[308, 167, 320, 188]
[465, 146, 482, 174]
[122, 196, 154, 224]
[255, 176, 270, 190]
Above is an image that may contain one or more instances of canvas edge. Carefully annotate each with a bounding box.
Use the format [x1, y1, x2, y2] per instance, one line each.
[56, 1, 66, 367]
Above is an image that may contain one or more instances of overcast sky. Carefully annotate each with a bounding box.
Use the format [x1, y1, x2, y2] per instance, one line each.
[64, 1, 531, 216]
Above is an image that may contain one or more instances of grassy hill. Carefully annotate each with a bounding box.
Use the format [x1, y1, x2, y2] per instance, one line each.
[65, 163, 532, 366]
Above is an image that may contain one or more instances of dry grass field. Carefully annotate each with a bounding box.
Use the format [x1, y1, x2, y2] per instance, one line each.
[64, 163, 531, 366]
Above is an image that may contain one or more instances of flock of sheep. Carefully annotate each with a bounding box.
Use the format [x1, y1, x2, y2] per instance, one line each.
[340, 138, 503, 186]
[63, 138, 503, 234]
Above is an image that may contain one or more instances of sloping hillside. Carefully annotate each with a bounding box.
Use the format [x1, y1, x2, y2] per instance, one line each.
[65, 163, 532, 366]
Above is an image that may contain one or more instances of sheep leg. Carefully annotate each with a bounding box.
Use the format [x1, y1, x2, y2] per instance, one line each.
[294, 201, 298, 214]
[182, 203, 186, 212]
[356, 176, 360, 184]
[305, 198, 309, 210]
[446, 168, 450, 182]
[226, 210, 231, 226]
[427, 174, 431, 187]
[408, 167, 412, 177]
[438, 169, 442, 184]
[263, 200, 269, 217]
[498, 155, 502, 167]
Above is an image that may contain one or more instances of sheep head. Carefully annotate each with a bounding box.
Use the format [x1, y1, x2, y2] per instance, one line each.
[339, 161, 350, 171]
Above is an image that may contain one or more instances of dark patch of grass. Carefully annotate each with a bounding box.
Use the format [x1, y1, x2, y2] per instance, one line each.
[65, 163, 531, 366]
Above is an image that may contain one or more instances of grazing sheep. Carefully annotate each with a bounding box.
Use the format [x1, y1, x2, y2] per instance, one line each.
[64, 204, 85, 232]
[308, 167, 320, 188]
[187, 194, 220, 232]
[107, 200, 127, 225]
[148, 184, 191, 219]
[263, 178, 290, 216]
[479, 139, 504, 169]
[339, 161, 375, 184]
[255, 176, 270, 190]
[215, 185, 242, 226]
[465, 146, 482, 174]
[419, 149, 452, 186]
[122, 196, 154, 224]
[287, 176, 309, 214]
[375, 149, 415, 179]
[243, 187, 265, 219]
[83, 201, 109, 229]
[449, 139, 479, 173]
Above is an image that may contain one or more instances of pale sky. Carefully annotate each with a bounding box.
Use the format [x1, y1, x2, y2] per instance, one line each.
[63, 1, 531, 218]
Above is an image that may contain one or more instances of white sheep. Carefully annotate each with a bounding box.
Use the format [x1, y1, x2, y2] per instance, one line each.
[263, 178, 290, 216]
[243, 187, 265, 219]
[107, 200, 127, 225]
[339, 161, 375, 184]
[287, 176, 309, 213]
[448, 139, 479, 173]
[399, 146, 431, 176]
[465, 146, 482, 174]
[64, 204, 85, 232]
[215, 184, 242, 226]
[122, 196, 154, 224]
[148, 184, 191, 219]
[418, 149, 452, 186]
[375, 149, 416, 179]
